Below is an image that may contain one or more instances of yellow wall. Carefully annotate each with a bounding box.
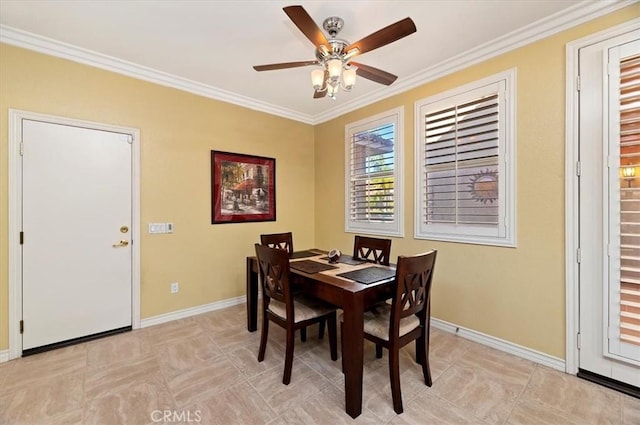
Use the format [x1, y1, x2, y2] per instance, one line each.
[0, 44, 315, 350]
[314, 6, 639, 359]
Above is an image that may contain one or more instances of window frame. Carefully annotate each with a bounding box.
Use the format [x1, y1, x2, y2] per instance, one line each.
[345, 106, 404, 237]
[414, 69, 517, 247]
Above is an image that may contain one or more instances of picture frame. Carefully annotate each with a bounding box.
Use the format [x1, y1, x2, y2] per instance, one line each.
[211, 150, 276, 224]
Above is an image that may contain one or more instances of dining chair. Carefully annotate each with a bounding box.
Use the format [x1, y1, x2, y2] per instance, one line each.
[259, 232, 316, 342]
[260, 232, 294, 257]
[254, 243, 338, 385]
[319, 234, 392, 341]
[353, 235, 392, 266]
[346, 235, 395, 336]
[341, 250, 437, 414]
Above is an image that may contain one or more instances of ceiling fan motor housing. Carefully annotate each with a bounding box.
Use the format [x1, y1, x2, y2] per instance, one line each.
[315, 16, 350, 63]
[316, 39, 349, 62]
[323, 16, 344, 37]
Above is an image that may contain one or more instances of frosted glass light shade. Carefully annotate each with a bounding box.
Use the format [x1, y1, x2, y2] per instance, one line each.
[311, 69, 324, 90]
[343, 68, 356, 89]
[327, 59, 342, 79]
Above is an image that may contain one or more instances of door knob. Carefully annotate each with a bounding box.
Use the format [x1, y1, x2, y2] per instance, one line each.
[112, 240, 129, 247]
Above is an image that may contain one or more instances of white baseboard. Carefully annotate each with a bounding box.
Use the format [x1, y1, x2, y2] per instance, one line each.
[0, 349, 9, 363]
[431, 318, 566, 372]
[140, 295, 245, 328]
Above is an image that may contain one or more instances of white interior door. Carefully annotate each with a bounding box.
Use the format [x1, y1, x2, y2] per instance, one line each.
[579, 30, 640, 388]
[22, 119, 133, 351]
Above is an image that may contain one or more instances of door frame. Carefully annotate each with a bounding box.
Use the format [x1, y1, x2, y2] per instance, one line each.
[565, 18, 640, 375]
[7, 109, 141, 360]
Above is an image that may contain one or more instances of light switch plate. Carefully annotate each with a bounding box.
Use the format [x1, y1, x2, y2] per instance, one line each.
[148, 223, 166, 234]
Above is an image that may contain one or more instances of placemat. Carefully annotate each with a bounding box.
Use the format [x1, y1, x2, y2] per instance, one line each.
[290, 250, 319, 259]
[336, 266, 396, 285]
[290, 260, 338, 274]
[321, 255, 366, 265]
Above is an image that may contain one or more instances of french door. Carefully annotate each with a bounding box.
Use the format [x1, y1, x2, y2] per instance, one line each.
[579, 30, 640, 388]
[607, 39, 640, 363]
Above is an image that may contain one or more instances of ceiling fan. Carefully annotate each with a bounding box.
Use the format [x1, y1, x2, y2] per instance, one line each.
[253, 5, 416, 99]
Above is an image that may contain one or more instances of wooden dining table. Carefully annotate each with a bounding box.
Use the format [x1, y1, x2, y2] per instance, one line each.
[245, 249, 395, 419]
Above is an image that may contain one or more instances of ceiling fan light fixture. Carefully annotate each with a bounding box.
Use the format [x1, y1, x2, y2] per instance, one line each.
[343, 68, 356, 89]
[327, 58, 342, 80]
[327, 83, 338, 99]
[311, 69, 325, 90]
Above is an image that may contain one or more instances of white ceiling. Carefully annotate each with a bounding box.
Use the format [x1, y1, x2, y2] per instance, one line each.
[0, 1, 632, 123]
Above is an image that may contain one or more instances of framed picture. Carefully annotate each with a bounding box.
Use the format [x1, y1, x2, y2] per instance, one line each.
[211, 150, 276, 224]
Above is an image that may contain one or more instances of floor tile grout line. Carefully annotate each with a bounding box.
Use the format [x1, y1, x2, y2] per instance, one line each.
[243, 362, 294, 421]
[500, 362, 539, 425]
[150, 345, 185, 412]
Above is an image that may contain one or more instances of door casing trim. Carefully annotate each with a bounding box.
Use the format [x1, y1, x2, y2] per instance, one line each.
[565, 18, 640, 375]
[7, 109, 141, 360]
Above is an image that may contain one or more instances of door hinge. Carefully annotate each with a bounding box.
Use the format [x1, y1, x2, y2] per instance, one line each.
[576, 161, 581, 176]
[577, 332, 581, 349]
[576, 248, 582, 263]
[19, 231, 24, 245]
[19, 141, 24, 156]
[576, 75, 581, 91]
[19, 320, 24, 334]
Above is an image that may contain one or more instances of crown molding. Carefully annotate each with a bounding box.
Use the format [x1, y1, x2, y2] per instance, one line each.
[312, 0, 637, 124]
[0, 25, 315, 125]
[0, 0, 635, 125]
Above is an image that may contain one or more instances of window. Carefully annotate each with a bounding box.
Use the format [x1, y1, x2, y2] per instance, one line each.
[414, 70, 516, 246]
[345, 107, 403, 237]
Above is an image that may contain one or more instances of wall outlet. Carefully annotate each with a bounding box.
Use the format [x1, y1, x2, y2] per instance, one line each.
[171, 282, 179, 294]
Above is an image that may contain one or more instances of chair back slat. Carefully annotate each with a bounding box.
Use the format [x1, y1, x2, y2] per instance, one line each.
[260, 232, 294, 257]
[255, 243, 293, 316]
[390, 250, 437, 335]
[353, 235, 392, 266]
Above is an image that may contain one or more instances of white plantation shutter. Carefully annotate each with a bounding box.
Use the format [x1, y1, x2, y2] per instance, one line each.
[415, 70, 516, 246]
[349, 125, 395, 223]
[424, 94, 500, 225]
[617, 52, 640, 348]
[345, 107, 403, 236]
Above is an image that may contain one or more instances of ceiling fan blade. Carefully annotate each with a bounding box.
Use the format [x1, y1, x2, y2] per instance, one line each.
[346, 17, 416, 55]
[253, 60, 318, 71]
[350, 62, 398, 85]
[283, 5, 329, 48]
[313, 90, 327, 99]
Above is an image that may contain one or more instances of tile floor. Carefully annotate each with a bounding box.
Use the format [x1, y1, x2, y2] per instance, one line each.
[1, 303, 638, 425]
